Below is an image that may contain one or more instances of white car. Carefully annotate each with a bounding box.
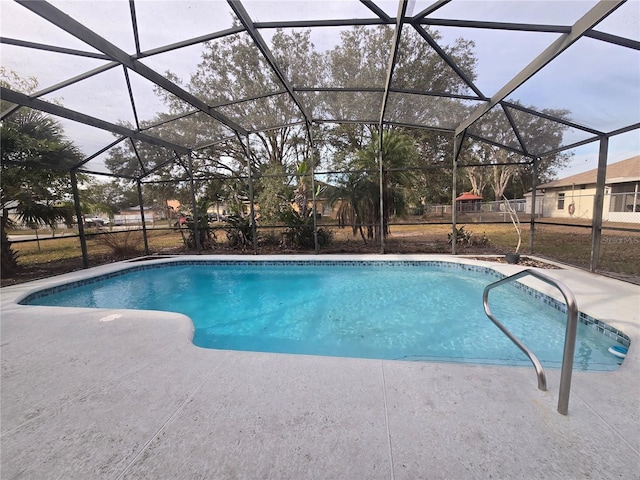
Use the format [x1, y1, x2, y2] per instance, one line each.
[84, 217, 109, 227]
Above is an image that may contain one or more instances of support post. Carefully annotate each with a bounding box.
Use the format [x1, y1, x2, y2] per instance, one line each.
[188, 152, 201, 252]
[137, 179, 149, 255]
[70, 170, 89, 268]
[245, 135, 258, 255]
[451, 133, 462, 255]
[378, 126, 385, 254]
[590, 136, 609, 272]
[529, 157, 538, 254]
[307, 125, 319, 253]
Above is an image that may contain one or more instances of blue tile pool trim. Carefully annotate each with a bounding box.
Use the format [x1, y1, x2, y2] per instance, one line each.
[509, 279, 631, 348]
[20, 259, 630, 348]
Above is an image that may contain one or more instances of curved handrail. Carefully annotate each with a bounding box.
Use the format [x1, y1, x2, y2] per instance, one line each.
[483, 269, 579, 415]
[483, 294, 548, 392]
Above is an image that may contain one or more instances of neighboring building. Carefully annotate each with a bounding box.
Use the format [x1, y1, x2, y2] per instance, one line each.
[166, 199, 181, 215]
[525, 156, 640, 223]
[2, 200, 22, 228]
[455, 192, 483, 212]
[113, 206, 159, 225]
[167, 199, 231, 218]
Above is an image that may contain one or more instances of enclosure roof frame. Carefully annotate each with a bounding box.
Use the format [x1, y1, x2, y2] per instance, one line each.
[0, 0, 637, 180]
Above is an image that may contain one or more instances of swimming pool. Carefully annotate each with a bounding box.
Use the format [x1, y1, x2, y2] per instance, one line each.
[22, 260, 628, 371]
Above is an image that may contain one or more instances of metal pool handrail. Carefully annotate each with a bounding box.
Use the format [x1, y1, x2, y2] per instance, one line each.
[483, 269, 579, 415]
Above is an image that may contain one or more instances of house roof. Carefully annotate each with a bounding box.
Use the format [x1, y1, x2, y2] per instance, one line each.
[538, 156, 640, 189]
[456, 192, 483, 201]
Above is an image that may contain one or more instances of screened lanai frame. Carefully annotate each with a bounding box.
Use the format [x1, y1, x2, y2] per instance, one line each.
[1, 0, 639, 271]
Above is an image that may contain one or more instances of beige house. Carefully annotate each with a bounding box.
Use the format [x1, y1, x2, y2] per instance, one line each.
[166, 199, 231, 218]
[526, 156, 640, 223]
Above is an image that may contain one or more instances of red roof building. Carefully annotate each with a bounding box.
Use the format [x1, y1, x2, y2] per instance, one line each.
[456, 192, 483, 212]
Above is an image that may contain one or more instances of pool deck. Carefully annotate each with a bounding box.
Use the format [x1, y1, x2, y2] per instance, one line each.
[1, 254, 639, 479]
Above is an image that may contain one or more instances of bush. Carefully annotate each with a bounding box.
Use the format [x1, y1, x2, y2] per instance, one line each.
[259, 230, 281, 247]
[93, 230, 143, 256]
[225, 214, 254, 250]
[316, 227, 333, 247]
[447, 226, 489, 247]
[182, 216, 216, 250]
[448, 225, 472, 245]
[279, 208, 332, 249]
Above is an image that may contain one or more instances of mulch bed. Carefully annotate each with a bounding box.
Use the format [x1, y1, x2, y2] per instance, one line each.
[465, 256, 560, 269]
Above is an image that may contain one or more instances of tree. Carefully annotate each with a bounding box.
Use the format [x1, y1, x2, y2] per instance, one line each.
[324, 25, 477, 206]
[80, 178, 142, 219]
[460, 104, 573, 200]
[105, 26, 326, 219]
[331, 130, 417, 241]
[407, 131, 456, 206]
[103, 20, 570, 218]
[152, 26, 324, 172]
[254, 163, 292, 223]
[1, 71, 83, 275]
[465, 165, 488, 197]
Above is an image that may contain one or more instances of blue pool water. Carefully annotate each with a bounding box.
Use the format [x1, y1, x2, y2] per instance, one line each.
[24, 261, 624, 371]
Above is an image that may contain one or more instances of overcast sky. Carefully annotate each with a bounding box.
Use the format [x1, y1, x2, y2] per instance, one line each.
[1, 0, 638, 177]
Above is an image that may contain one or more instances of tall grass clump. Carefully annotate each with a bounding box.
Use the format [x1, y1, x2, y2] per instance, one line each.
[93, 231, 143, 257]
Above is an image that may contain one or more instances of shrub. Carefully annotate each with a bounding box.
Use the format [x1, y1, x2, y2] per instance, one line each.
[259, 230, 281, 247]
[279, 208, 332, 249]
[447, 226, 489, 247]
[225, 214, 254, 250]
[473, 232, 490, 246]
[448, 225, 472, 245]
[93, 230, 143, 256]
[182, 215, 216, 250]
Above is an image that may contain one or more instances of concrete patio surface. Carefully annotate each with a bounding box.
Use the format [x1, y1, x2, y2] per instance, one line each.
[1, 255, 639, 479]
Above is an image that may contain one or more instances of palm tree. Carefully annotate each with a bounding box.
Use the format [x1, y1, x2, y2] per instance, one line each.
[1, 110, 82, 275]
[331, 130, 417, 242]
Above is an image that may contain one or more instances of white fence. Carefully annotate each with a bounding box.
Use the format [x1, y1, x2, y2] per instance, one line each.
[423, 199, 527, 217]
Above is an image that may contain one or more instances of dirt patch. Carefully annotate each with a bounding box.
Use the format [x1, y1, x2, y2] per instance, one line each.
[1, 253, 120, 287]
[464, 256, 560, 269]
[2, 235, 637, 286]
[0, 246, 554, 288]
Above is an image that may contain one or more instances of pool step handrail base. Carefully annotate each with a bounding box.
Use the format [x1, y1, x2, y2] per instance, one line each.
[483, 269, 579, 415]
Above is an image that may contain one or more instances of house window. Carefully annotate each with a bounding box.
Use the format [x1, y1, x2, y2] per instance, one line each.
[609, 182, 640, 213]
[557, 193, 565, 210]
